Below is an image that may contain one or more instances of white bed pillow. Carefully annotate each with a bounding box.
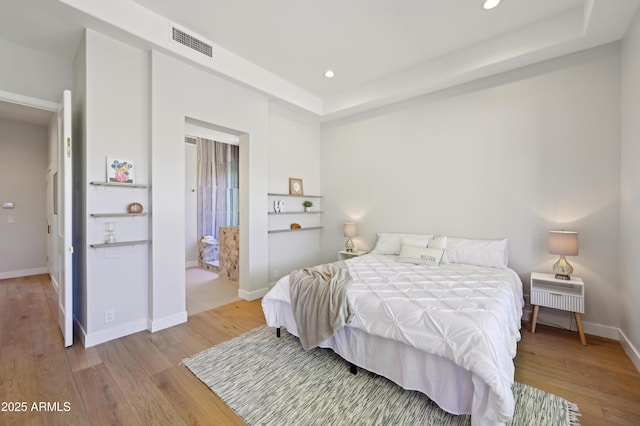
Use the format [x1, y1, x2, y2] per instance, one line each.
[372, 233, 433, 255]
[445, 237, 508, 269]
[427, 235, 449, 263]
[427, 235, 448, 249]
[397, 245, 444, 266]
[401, 235, 432, 248]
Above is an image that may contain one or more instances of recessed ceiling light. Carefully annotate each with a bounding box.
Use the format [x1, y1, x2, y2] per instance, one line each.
[324, 69, 335, 78]
[483, 0, 500, 10]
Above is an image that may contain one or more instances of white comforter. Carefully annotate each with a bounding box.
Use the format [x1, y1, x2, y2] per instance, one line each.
[263, 254, 524, 423]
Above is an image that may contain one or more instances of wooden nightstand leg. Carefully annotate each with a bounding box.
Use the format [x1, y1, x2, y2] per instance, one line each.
[574, 312, 587, 345]
[531, 305, 539, 333]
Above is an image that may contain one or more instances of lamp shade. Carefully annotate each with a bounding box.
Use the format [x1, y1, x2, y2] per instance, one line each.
[548, 231, 578, 256]
[343, 222, 357, 238]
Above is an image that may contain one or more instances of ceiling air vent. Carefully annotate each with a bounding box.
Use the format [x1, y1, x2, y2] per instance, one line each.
[171, 25, 213, 58]
[185, 136, 197, 145]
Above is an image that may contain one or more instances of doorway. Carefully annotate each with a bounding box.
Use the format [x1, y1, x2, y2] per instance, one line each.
[184, 120, 241, 315]
[0, 99, 55, 281]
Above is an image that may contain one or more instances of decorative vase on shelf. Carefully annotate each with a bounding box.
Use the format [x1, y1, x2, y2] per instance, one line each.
[305, 207, 311, 212]
[105, 222, 116, 243]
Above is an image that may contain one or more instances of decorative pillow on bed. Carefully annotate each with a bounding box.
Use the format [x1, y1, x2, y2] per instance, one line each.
[372, 233, 433, 255]
[445, 237, 508, 269]
[397, 245, 445, 266]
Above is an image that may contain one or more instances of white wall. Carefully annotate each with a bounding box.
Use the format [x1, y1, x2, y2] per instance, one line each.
[80, 30, 151, 346]
[320, 44, 621, 337]
[268, 104, 322, 281]
[620, 11, 640, 369]
[0, 118, 49, 278]
[150, 49, 271, 330]
[0, 40, 72, 104]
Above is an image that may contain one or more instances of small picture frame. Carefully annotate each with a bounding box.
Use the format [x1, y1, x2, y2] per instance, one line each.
[289, 178, 303, 196]
[107, 157, 135, 184]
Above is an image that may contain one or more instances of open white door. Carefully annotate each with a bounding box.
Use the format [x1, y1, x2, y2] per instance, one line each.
[57, 90, 73, 347]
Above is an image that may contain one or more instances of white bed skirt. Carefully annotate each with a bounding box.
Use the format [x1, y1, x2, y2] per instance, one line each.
[262, 297, 505, 426]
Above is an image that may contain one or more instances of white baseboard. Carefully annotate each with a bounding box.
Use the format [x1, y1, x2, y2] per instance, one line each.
[82, 319, 148, 348]
[522, 304, 620, 340]
[584, 321, 620, 340]
[619, 329, 640, 374]
[148, 311, 188, 333]
[0, 267, 48, 280]
[238, 286, 270, 301]
[521, 311, 640, 374]
[51, 274, 59, 294]
[74, 315, 88, 347]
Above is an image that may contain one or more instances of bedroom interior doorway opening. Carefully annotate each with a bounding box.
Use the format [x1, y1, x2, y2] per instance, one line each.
[184, 118, 241, 315]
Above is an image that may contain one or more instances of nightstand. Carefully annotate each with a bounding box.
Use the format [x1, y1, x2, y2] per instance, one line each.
[530, 272, 586, 345]
[338, 250, 367, 260]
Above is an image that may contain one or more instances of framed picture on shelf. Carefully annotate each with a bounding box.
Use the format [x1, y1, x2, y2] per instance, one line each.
[107, 157, 135, 184]
[289, 178, 303, 195]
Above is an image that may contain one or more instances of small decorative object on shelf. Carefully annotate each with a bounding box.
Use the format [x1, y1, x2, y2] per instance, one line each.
[289, 178, 303, 195]
[127, 202, 144, 214]
[290, 223, 301, 230]
[107, 157, 135, 184]
[274, 200, 285, 213]
[303, 200, 313, 212]
[105, 222, 116, 244]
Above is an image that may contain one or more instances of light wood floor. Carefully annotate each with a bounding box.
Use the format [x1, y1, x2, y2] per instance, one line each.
[1, 274, 639, 425]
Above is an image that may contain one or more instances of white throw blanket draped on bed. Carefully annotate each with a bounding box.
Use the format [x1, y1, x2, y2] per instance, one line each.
[290, 260, 353, 350]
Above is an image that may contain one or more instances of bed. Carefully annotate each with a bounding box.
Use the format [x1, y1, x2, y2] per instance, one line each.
[262, 233, 523, 426]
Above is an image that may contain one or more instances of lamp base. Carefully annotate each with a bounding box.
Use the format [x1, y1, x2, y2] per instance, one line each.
[345, 238, 354, 252]
[552, 256, 573, 280]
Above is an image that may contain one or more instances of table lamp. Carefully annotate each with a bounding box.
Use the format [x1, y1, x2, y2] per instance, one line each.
[343, 222, 357, 252]
[548, 231, 578, 280]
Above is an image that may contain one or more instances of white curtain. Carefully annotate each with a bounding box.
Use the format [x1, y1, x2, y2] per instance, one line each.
[197, 138, 239, 247]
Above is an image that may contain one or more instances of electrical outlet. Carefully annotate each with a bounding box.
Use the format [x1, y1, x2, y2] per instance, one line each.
[104, 309, 115, 323]
[8, 216, 15, 224]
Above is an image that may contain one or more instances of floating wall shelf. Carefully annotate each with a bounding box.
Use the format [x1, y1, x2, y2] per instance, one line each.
[268, 226, 323, 234]
[267, 193, 322, 198]
[267, 211, 322, 215]
[90, 181, 150, 189]
[90, 213, 150, 218]
[89, 240, 151, 248]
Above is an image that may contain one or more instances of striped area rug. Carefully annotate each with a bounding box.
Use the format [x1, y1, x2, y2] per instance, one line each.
[183, 326, 581, 425]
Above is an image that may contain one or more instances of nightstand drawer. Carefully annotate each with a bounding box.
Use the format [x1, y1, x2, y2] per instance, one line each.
[531, 289, 584, 313]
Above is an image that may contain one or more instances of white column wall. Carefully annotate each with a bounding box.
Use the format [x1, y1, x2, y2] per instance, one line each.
[81, 30, 150, 346]
[150, 50, 270, 330]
